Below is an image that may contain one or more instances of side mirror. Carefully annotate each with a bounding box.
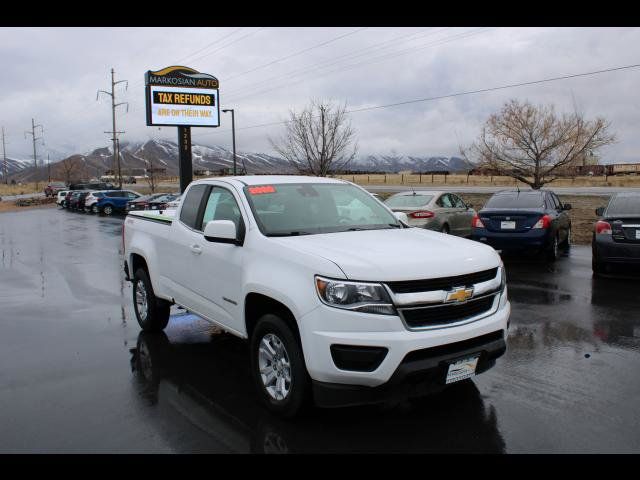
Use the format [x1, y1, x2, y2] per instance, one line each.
[563, 204, 572, 211]
[203, 220, 240, 245]
[393, 211, 409, 224]
[595, 207, 605, 216]
[466, 203, 473, 209]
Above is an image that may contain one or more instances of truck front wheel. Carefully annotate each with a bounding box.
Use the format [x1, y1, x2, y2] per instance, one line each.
[250, 314, 310, 418]
[133, 268, 170, 332]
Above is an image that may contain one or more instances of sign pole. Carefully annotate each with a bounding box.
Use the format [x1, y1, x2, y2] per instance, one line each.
[178, 126, 192, 193]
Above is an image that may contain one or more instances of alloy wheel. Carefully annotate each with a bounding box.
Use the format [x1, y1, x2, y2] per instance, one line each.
[135, 281, 148, 322]
[258, 333, 292, 401]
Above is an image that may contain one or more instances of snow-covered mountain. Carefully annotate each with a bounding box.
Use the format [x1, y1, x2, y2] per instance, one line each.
[7, 139, 473, 183]
[0, 157, 33, 180]
[349, 154, 473, 173]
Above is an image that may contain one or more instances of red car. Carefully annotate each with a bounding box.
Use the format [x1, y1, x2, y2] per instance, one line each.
[44, 182, 67, 197]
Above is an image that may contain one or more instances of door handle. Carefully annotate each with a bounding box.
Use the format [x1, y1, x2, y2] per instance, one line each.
[190, 244, 203, 255]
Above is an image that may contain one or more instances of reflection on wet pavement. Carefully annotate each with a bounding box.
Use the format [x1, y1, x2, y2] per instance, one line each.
[0, 208, 639, 453]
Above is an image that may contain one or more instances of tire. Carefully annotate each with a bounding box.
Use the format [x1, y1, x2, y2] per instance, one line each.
[92, 204, 99, 214]
[560, 226, 572, 250]
[132, 268, 170, 332]
[103, 204, 114, 216]
[592, 246, 606, 276]
[546, 234, 559, 262]
[440, 224, 450, 234]
[250, 314, 310, 418]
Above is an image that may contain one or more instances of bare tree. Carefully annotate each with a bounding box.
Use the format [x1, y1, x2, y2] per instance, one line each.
[143, 153, 157, 193]
[269, 99, 358, 176]
[61, 155, 82, 185]
[462, 99, 615, 189]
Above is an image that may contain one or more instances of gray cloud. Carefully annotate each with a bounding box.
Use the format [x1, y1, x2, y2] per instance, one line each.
[0, 26, 638, 164]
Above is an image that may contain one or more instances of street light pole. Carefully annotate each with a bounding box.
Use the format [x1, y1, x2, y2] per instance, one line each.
[222, 109, 236, 175]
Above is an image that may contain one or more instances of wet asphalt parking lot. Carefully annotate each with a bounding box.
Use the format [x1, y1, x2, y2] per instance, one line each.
[0, 207, 639, 453]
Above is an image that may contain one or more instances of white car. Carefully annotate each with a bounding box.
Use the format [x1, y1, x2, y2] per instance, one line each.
[56, 190, 68, 206]
[84, 191, 105, 213]
[123, 176, 510, 417]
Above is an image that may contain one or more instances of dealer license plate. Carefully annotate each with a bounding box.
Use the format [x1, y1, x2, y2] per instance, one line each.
[445, 355, 480, 384]
[501, 221, 516, 229]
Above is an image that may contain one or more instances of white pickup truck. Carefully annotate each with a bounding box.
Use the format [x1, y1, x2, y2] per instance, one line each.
[123, 175, 510, 417]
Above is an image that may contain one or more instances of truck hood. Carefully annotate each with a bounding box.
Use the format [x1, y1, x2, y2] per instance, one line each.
[271, 228, 500, 281]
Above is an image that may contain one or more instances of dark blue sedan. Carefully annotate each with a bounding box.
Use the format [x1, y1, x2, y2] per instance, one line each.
[471, 189, 572, 261]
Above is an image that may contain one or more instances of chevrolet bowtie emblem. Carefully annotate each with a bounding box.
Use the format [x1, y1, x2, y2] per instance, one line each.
[445, 287, 474, 303]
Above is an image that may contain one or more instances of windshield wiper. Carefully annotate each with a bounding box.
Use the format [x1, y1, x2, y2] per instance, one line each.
[268, 231, 313, 237]
[340, 224, 401, 232]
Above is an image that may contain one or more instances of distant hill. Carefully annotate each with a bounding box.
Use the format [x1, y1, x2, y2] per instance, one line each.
[4, 139, 474, 183]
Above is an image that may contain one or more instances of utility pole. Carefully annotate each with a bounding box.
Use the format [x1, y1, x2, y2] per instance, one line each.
[47, 153, 51, 182]
[25, 118, 44, 191]
[98, 68, 128, 189]
[2, 127, 7, 184]
[116, 138, 123, 187]
[222, 109, 237, 175]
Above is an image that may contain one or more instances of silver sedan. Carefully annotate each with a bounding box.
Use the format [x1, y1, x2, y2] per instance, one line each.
[384, 190, 476, 237]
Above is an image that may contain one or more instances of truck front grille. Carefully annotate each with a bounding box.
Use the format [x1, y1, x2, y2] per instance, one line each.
[398, 295, 497, 329]
[386, 268, 498, 294]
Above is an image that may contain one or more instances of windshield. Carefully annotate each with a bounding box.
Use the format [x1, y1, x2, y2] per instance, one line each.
[152, 194, 178, 202]
[485, 192, 544, 209]
[385, 194, 434, 209]
[607, 195, 640, 215]
[244, 183, 401, 236]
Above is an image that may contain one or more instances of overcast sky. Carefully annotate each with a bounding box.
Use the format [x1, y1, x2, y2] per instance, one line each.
[1, 26, 639, 163]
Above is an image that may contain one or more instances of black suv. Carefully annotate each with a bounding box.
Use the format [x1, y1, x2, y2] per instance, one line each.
[592, 192, 640, 276]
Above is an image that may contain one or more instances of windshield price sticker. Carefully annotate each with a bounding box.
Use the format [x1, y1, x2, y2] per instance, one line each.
[249, 186, 277, 195]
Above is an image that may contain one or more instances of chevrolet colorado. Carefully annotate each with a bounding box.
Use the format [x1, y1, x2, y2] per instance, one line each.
[123, 176, 510, 417]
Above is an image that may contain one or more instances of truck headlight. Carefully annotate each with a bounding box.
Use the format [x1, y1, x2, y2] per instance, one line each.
[315, 276, 395, 315]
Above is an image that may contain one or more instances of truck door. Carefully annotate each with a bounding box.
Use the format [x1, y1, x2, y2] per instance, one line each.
[164, 184, 210, 310]
[190, 185, 246, 334]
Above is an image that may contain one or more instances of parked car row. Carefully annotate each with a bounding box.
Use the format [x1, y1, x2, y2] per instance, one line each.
[58, 189, 142, 215]
[57, 188, 180, 215]
[126, 193, 181, 212]
[45, 181, 116, 197]
[382, 188, 640, 276]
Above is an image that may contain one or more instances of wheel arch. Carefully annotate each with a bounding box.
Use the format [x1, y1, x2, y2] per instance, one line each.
[245, 293, 300, 345]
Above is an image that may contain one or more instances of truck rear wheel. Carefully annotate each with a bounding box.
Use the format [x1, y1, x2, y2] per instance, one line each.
[133, 268, 170, 332]
[250, 314, 310, 418]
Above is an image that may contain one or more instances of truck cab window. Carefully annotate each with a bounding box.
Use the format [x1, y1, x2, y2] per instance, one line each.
[180, 184, 208, 230]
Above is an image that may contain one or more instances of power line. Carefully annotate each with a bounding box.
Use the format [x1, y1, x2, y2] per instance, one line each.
[125, 27, 441, 115]
[127, 27, 259, 90]
[1, 127, 7, 184]
[176, 27, 245, 65]
[97, 68, 128, 189]
[222, 27, 449, 97]
[225, 27, 491, 104]
[345, 62, 640, 114]
[188, 27, 267, 66]
[224, 27, 369, 82]
[24, 118, 44, 191]
[194, 62, 640, 139]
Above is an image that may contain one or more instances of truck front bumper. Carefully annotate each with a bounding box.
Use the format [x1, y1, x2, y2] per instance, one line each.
[299, 293, 510, 404]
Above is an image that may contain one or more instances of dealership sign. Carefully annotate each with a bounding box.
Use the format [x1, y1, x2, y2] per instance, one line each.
[145, 66, 220, 127]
